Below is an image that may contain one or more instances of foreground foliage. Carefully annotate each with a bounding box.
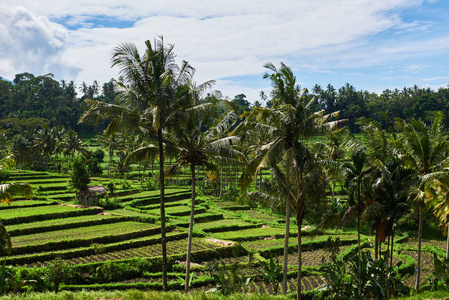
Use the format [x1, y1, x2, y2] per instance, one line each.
[0, 289, 290, 300]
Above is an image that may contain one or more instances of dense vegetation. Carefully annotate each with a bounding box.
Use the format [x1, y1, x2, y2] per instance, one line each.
[2, 65, 449, 138]
[2, 36, 449, 299]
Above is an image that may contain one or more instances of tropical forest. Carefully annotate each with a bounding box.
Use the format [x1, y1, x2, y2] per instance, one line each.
[3, 37, 449, 300]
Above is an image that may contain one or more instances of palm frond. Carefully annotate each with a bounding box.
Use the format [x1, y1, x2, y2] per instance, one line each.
[361, 201, 384, 223]
[124, 145, 159, 166]
[338, 204, 358, 229]
[0, 182, 33, 204]
[0, 222, 12, 256]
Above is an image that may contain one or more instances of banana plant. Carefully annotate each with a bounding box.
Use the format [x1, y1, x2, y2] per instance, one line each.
[256, 255, 283, 294]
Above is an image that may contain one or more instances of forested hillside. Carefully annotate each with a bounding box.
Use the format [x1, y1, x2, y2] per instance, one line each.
[1, 72, 449, 137]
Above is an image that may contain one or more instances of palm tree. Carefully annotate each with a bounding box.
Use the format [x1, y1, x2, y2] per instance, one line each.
[238, 62, 342, 299]
[167, 106, 242, 290]
[314, 127, 348, 222]
[52, 126, 67, 173]
[356, 118, 413, 264]
[10, 134, 32, 170]
[125, 78, 242, 290]
[371, 155, 412, 265]
[0, 132, 9, 159]
[80, 37, 196, 291]
[340, 149, 373, 298]
[34, 127, 56, 170]
[100, 133, 125, 178]
[398, 112, 449, 291]
[58, 129, 88, 170]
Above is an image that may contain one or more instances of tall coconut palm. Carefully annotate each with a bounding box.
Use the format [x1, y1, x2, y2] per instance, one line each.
[356, 118, 412, 264]
[340, 149, 373, 297]
[242, 129, 327, 299]
[238, 63, 342, 299]
[34, 127, 56, 170]
[52, 126, 67, 173]
[58, 129, 88, 170]
[398, 111, 449, 291]
[371, 154, 412, 265]
[10, 134, 32, 170]
[168, 108, 242, 290]
[100, 133, 125, 178]
[314, 126, 348, 223]
[79, 37, 196, 291]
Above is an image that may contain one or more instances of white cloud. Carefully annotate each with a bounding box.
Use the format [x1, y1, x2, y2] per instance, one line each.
[0, 6, 79, 80]
[423, 76, 449, 82]
[2, 0, 449, 101]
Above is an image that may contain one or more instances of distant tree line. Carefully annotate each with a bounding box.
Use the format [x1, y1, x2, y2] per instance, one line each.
[2, 72, 449, 137]
[0, 72, 115, 136]
[311, 83, 449, 132]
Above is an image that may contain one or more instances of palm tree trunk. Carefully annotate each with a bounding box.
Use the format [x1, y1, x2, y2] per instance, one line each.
[379, 241, 382, 259]
[219, 168, 223, 198]
[296, 212, 302, 300]
[374, 235, 378, 260]
[415, 209, 423, 291]
[39, 153, 43, 169]
[235, 169, 238, 188]
[387, 235, 390, 263]
[69, 153, 74, 171]
[282, 194, 290, 295]
[390, 230, 395, 268]
[254, 170, 257, 191]
[108, 149, 113, 178]
[332, 180, 335, 203]
[168, 158, 171, 186]
[357, 208, 361, 298]
[446, 215, 449, 259]
[158, 129, 168, 292]
[185, 163, 196, 291]
[282, 160, 291, 295]
[225, 167, 227, 188]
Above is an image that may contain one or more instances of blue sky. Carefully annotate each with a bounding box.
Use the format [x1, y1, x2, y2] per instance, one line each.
[1, 0, 449, 102]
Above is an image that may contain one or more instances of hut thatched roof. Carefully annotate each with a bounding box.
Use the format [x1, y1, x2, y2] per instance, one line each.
[85, 185, 107, 197]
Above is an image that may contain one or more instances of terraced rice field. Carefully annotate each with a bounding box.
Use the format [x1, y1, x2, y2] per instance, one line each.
[11, 221, 153, 247]
[1, 170, 440, 296]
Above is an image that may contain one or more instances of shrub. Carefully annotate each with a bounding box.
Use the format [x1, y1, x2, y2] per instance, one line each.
[98, 194, 121, 210]
[82, 149, 104, 177]
[222, 186, 240, 202]
[44, 258, 74, 293]
[70, 157, 90, 199]
[207, 245, 253, 295]
[314, 246, 410, 299]
[0, 170, 10, 183]
[91, 259, 150, 283]
[256, 255, 283, 295]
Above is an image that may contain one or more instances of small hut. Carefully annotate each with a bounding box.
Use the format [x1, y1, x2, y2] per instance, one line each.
[79, 185, 107, 206]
